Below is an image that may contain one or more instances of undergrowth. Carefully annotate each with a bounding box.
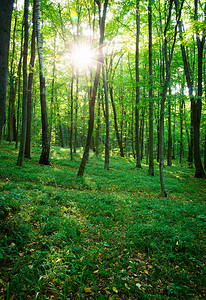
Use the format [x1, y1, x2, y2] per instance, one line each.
[0, 141, 205, 299]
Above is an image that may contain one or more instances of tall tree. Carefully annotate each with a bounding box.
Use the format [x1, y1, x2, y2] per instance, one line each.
[8, 8, 17, 143]
[148, 0, 154, 176]
[135, 0, 142, 168]
[36, 0, 50, 165]
[77, 0, 109, 177]
[159, 0, 184, 196]
[107, 53, 124, 157]
[192, 0, 205, 178]
[25, 0, 36, 159]
[0, 0, 13, 141]
[174, 0, 194, 168]
[102, 61, 110, 170]
[17, 0, 29, 166]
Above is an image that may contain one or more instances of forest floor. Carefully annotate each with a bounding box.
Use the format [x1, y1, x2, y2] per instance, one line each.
[0, 141, 206, 300]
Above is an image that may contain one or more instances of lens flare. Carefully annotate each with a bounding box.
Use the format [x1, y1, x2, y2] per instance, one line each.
[71, 44, 92, 69]
[71, 11, 78, 23]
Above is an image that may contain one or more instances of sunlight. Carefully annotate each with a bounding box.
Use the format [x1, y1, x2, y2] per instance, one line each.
[71, 44, 93, 70]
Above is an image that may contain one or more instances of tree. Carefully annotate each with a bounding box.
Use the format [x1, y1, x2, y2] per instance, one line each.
[193, 0, 205, 178]
[135, 0, 142, 169]
[17, 0, 29, 166]
[36, 0, 50, 165]
[25, 0, 36, 159]
[77, 0, 109, 177]
[159, 0, 184, 196]
[148, 0, 154, 176]
[0, 0, 13, 141]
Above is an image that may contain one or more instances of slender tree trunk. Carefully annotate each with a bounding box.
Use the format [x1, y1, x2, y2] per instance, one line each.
[135, 0, 142, 168]
[102, 63, 109, 170]
[8, 10, 17, 142]
[0, 0, 13, 141]
[70, 72, 74, 161]
[36, 0, 50, 165]
[96, 87, 101, 157]
[172, 98, 176, 159]
[140, 107, 145, 160]
[109, 87, 124, 157]
[167, 88, 172, 166]
[17, 0, 29, 166]
[180, 90, 184, 166]
[193, 0, 205, 178]
[174, 0, 194, 167]
[15, 23, 24, 149]
[148, 0, 154, 175]
[159, 0, 184, 196]
[49, 34, 57, 141]
[56, 98, 64, 148]
[204, 51, 206, 170]
[77, 0, 109, 177]
[25, 0, 36, 159]
[74, 74, 78, 153]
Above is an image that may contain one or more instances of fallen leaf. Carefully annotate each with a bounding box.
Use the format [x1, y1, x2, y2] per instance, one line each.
[84, 287, 92, 293]
[112, 287, 118, 293]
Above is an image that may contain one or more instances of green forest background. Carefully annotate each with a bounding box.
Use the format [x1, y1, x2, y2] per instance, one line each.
[0, 0, 206, 299]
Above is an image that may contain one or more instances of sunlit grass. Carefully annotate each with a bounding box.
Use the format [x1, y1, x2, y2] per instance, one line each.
[0, 141, 206, 299]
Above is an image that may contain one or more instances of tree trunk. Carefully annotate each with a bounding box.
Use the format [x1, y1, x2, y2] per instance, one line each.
[36, 0, 50, 165]
[15, 24, 24, 149]
[179, 92, 184, 166]
[159, 0, 184, 196]
[102, 63, 109, 170]
[167, 88, 172, 166]
[25, 0, 36, 159]
[56, 98, 64, 148]
[135, 0, 142, 168]
[0, 0, 13, 141]
[193, 0, 205, 178]
[70, 72, 74, 160]
[109, 87, 124, 157]
[8, 10, 17, 143]
[148, 0, 154, 175]
[74, 74, 78, 153]
[77, 0, 109, 177]
[96, 87, 101, 157]
[140, 107, 145, 160]
[172, 98, 176, 159]
[17, 0, 29, 166]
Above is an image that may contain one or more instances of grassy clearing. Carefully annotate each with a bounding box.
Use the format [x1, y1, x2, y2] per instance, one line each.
[0, 141, 206, 299]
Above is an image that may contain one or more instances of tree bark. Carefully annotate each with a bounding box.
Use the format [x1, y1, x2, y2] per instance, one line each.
[135, 0, 142, 168]
[0, 0, 13, 141]
[17, 0, 29, 166]
[179, 91, 184, 166]
[109, 87, 124, 157]
[25, 0, 36, 159]
[36, 0, 50, 165]
[15, 24, 24, 149]
[193, 0, 205, 178]
[167, 88, 172, 166]
[74, 74, 78, 153]
[148, 0, 154, 175]
[102, 62, 110, 170]
[8, 10, 17, 143]
[95, 87, 101, 157]
[49, 34, 56, 141]
[70, 72, 74, 160]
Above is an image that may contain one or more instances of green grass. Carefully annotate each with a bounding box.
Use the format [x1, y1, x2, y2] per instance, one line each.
[0, 141, 206, 299]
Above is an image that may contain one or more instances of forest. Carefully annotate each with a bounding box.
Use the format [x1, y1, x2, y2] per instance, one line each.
[0, 0, 206, 299]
